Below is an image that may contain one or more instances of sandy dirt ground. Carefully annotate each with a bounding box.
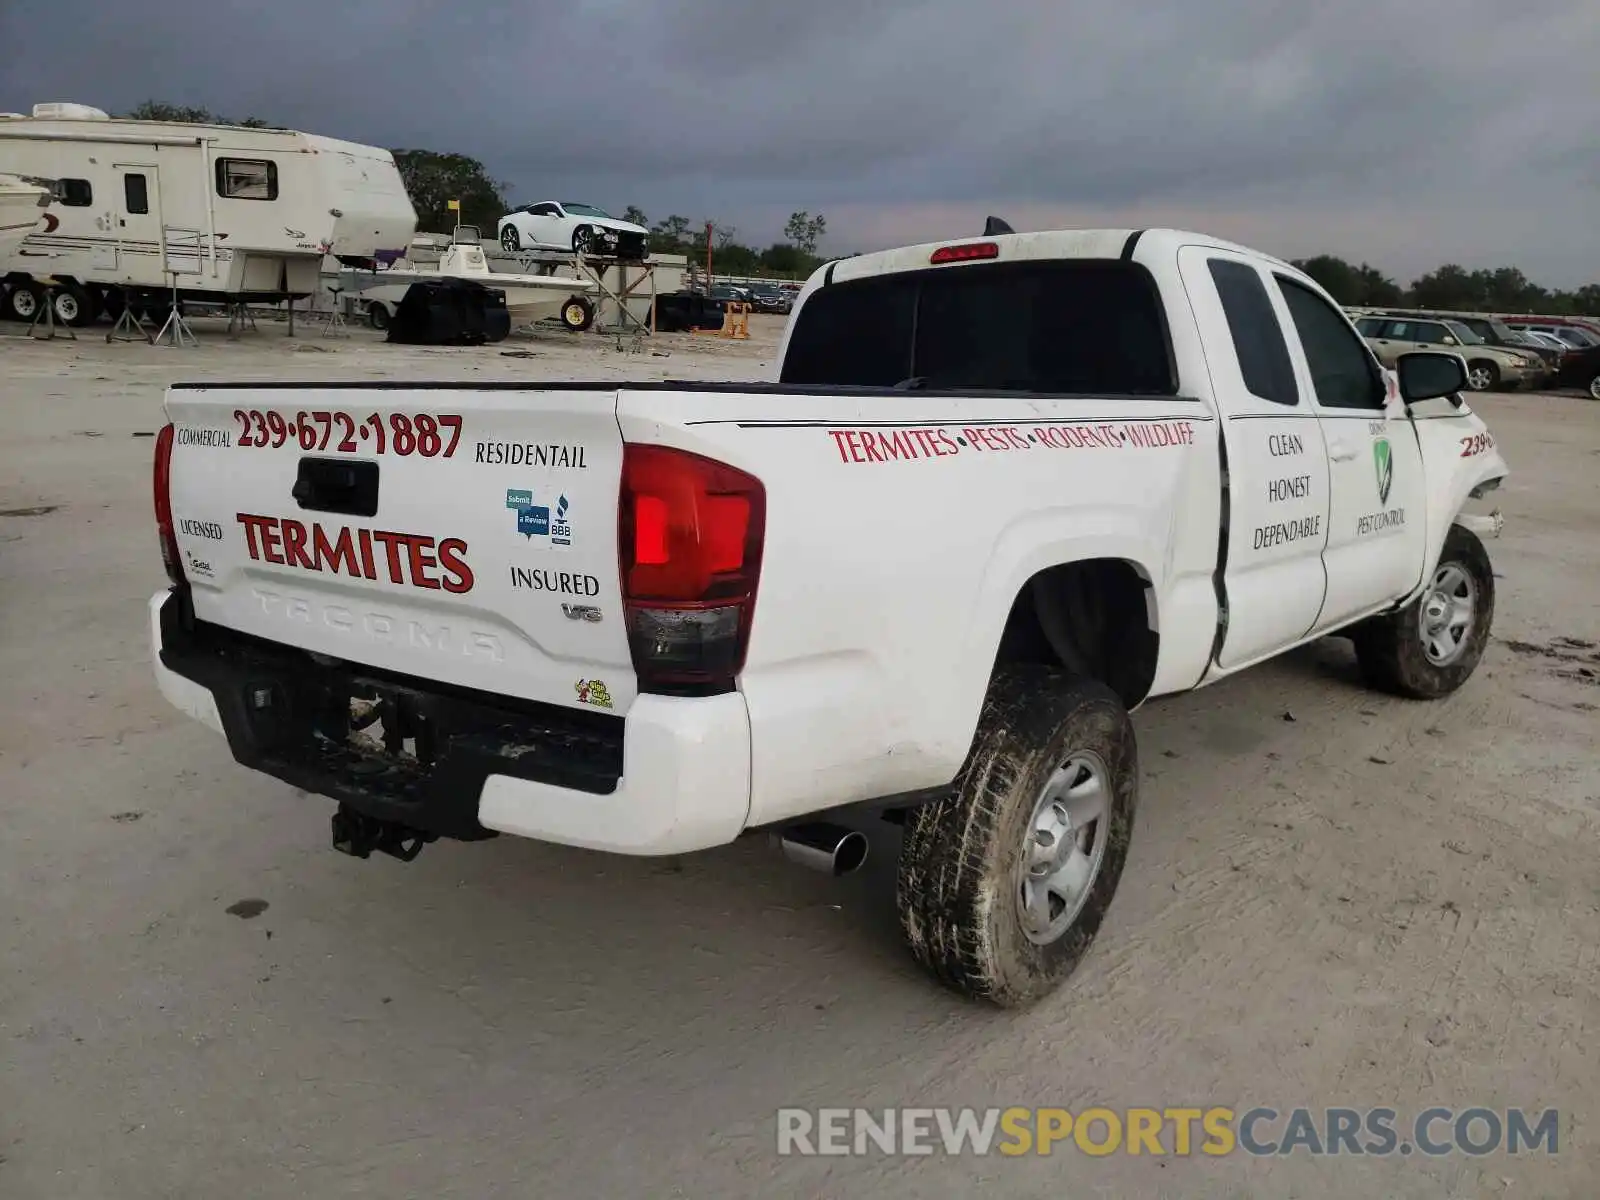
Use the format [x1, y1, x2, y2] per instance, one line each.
[1, 312, 1597, 1199]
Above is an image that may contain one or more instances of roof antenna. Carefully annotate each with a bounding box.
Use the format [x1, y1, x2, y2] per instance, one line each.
[983, 216, 1015, 236]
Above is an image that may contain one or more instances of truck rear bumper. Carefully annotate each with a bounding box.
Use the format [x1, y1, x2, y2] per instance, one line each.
[149, 590, 753, 856]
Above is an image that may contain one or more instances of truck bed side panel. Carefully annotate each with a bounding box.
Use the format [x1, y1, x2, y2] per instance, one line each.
[618, 387, 1221, 828]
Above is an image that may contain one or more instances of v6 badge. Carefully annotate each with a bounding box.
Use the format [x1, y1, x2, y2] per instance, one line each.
[562, 603, 602, 623]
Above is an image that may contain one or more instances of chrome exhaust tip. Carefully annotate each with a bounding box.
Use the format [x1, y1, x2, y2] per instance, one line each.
[772, 822, 869, 876]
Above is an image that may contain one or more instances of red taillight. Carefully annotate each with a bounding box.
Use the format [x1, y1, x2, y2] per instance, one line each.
[930, 241, 999, 265]
[618, 443, 765, 694]
[153, 422, 185, 587]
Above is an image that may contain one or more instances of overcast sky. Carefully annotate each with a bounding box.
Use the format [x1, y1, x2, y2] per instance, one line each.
[4, 1, 1597, 287]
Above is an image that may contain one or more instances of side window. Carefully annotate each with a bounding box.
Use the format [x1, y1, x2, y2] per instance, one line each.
[215, 158, 278, 201]
[58, 178, 93, 207]
[1385, 321, 1412, 340]
[1275, 276, 1385, 411]
[1207, 258, 1298, 406]
[123, 173, 149, 215]
[1355, 317, 1384, 336]
[1412, 322, 1448, 346]
[532, 203, 558, 216]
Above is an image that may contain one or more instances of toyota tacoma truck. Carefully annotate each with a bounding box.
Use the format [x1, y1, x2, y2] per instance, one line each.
[149, 225, 1509, 1007]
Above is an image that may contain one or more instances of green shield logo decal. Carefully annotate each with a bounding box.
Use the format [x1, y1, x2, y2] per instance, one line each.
[1374, 438, 1393, 505]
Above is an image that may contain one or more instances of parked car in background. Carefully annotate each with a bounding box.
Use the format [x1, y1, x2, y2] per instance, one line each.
[746, 283, 792, 314]
[497, 202, 650, 260]
[1430, 315, 1558, 386]
[1506, 321, 1600, 351]
[1503, 331, 1565, 376]
[1518, 329, 1572, 356]
[1553, 343, 1600, 399]
[1355, 316, 1538, 391]
[1500, 315, 1600, 341]
[707, 282, 754, 306]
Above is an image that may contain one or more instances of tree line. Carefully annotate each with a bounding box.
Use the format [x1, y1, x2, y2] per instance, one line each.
[1290, 255, 1599, 317]
[116, 104, 1598, 306]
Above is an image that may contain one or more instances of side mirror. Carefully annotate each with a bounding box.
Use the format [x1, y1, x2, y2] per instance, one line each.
[1396, 351, 1467, 404]
[1441, 336, 1457, 345]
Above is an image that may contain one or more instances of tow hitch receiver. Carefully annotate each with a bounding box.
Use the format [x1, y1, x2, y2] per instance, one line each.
[331, 805, 436, 862]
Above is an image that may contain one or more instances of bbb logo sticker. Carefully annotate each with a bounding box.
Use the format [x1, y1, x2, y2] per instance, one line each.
[506, 488, 571, 550]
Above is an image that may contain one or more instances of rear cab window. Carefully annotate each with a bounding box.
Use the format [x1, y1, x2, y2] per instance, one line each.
[780, 260, 1177, 395]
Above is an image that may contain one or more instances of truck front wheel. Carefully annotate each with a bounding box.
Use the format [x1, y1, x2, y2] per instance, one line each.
[896, 668, 1138, 1008]
[1352, 523, 1495, 699]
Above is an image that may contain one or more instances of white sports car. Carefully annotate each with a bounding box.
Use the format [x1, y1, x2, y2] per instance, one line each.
[496, 202, 650, 260]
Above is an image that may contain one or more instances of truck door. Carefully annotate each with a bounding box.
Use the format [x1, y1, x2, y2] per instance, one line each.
[1269, 275, 1429, 631]
[1178, 248, 1331, 671]
[111, 163, 161, 280]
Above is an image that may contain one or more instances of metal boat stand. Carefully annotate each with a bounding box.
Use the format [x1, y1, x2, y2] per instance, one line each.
[26, 282, 77, 341]
[152, 275, 197, 347]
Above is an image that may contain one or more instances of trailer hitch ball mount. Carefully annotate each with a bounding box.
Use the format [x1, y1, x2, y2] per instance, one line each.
[331, 805, 436, 863]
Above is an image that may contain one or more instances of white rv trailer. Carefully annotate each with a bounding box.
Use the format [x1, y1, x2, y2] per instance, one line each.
[0, 103, 416, 326]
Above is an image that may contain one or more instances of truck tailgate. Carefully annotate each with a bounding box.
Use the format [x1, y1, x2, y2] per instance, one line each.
[163, 385, 637, 715]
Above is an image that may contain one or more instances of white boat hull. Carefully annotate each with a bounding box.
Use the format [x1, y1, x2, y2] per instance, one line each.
[338, 237, 597, 329]
[0, 175, 52, 256]
[348, 277, 583, 326]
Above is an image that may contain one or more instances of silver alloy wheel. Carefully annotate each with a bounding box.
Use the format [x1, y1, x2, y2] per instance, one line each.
[1019, 751, 1112, 945]
[1589, 375, 1600, 401]
[1418, 562, 1477, 666]
[1467, 365, 1494, 391]
[500, 225, 518, 251]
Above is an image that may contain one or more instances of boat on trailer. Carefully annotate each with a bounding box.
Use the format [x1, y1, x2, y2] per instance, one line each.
[340, 226, 600, 332]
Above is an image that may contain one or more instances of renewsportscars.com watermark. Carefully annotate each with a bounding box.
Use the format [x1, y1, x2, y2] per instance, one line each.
[776, 1106, 1560, 1159]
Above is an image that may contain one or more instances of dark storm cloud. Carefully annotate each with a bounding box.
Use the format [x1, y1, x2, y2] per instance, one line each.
[3, 0, 1597, 283]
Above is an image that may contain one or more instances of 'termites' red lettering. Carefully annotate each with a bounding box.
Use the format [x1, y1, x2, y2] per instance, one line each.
[828, 428, 961, 463]
[234, 514, 474, 593]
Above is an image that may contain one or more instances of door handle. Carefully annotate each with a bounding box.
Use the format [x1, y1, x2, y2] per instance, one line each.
[1328, 440, 1358, 462]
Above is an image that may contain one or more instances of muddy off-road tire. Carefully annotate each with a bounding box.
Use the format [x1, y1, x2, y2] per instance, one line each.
[896, 668, 1138, 1008]
[1353, 523, 1495, 699]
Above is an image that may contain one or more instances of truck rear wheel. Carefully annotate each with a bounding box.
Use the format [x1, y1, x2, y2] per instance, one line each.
[1352, 523, 1495, 699]
[896, 668, 1137, 1008]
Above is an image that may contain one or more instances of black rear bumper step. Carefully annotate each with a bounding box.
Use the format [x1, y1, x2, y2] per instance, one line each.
[157, 590, 624, 841]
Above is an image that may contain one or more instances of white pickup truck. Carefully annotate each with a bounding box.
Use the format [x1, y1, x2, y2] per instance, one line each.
[150, 226, 1509, 1007]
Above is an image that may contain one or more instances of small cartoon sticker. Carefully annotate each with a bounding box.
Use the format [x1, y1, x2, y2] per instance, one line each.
[575, 678, 613, 709]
